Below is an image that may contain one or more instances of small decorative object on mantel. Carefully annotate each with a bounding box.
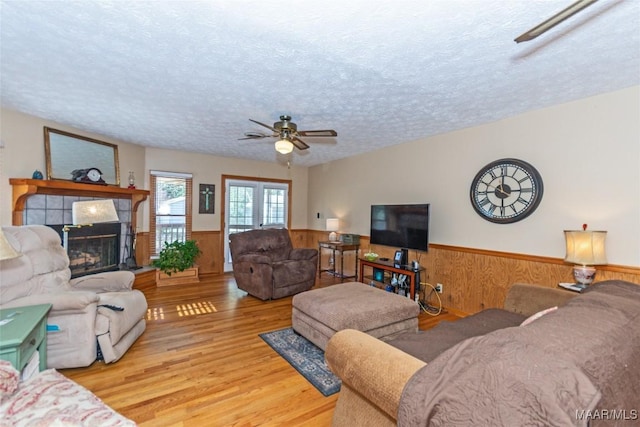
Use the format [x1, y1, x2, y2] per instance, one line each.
[127, 171, 136, 189]
[71, 167, 106, 185]
[199, 184, 215, 214]
[32, 170, 43, 179]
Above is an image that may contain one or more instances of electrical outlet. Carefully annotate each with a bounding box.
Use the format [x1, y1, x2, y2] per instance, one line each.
[435, 283, 443, 293]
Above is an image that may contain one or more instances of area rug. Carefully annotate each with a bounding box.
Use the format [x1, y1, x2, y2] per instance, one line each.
[259, 327, 341, 397]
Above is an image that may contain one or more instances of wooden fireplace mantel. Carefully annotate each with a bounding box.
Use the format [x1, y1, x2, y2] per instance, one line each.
[10, 178, 150, 230]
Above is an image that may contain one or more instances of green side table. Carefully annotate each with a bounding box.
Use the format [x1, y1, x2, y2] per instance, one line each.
[0, 304, 52, 373]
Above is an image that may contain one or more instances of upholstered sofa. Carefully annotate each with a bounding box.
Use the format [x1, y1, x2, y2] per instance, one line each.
[0, 225, 147, 369]
[0, 360, 134, 426]
[229, 228, 318, 300]
[326, 281, 640, 426]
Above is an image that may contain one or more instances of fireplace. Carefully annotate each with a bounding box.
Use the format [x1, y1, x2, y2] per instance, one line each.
[10, 180, 150, 272]
[49, 223, 121, 278]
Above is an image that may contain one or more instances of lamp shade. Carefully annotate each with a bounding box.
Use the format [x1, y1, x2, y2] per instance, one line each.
[326, 218, 339, 232]
[72, 199, 119, 225]
[0, 228, 20, 261]
[274, 139, 294, 154]
[564, 229, 607, 266]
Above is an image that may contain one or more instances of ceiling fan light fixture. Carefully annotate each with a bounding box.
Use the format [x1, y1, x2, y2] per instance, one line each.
[274, 138, 294, 154]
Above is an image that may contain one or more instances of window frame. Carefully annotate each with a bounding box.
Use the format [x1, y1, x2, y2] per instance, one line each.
[149, 170, 193, 257]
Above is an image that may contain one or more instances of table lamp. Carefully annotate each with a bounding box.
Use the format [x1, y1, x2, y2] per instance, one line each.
[63, 199, 119, 248]
[326, 218, 339, 242]
[564, 224, 607, 289]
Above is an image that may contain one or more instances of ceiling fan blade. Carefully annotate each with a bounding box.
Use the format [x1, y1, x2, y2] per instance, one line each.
[297, 129, 338, 137]
[514, 0, 598, 43]
[291, 136, 310, 150]
[241, 131, 271, 139]
[248, 119, 277, 132]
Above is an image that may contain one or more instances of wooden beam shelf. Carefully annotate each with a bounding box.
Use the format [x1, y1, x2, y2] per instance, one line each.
[10, 178, 149, 230]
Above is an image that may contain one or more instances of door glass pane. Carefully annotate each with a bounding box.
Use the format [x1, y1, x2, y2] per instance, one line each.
[263, 187, 286, 227]
[228, 185, 255, 234]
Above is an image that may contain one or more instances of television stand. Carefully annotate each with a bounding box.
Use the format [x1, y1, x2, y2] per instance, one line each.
[359, 258, 425, 301]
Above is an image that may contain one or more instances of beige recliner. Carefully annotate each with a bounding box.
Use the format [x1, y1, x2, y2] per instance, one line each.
[0, 225, 147, 369]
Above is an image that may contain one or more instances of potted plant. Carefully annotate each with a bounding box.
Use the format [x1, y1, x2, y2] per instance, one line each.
[153, 240, 202, 286]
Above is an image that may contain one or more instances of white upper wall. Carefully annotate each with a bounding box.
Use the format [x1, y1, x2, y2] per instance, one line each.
[308, 86, 640, 267]
[0, 109, 146, 226]
[143, 147, 308, 231]
[0, 109, 309, 232]
[2, 86, 638, 266]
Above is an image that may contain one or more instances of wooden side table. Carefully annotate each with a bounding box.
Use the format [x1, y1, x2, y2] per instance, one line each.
[0, 304, 52, 373]
[318, 241, 360, 282]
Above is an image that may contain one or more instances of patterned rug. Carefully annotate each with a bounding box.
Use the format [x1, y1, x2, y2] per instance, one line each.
[259, 327, 341, 397]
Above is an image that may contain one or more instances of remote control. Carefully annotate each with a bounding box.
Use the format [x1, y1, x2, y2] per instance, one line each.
[558, 282, 586, 293]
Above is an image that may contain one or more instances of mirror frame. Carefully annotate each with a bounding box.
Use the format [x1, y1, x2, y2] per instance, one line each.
[44, 127, 120, 186]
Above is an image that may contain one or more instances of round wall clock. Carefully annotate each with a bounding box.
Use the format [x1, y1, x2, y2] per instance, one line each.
[470, 158, 543, 224]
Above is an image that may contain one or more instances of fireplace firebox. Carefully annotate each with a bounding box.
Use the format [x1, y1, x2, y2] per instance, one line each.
[49, 223, 121, 278]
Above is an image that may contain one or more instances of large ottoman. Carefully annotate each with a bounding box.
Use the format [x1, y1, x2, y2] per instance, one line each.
[292, 282, 419, 350]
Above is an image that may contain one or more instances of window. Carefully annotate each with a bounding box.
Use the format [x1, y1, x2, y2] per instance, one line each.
[263, 186, 286, 226]
[150, 171, 193, 256]
[228, 184, 254, 234]
[227, 181, 288, 234]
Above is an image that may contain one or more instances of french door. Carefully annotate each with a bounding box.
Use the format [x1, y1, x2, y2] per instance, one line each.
[223, 178, 289, 272]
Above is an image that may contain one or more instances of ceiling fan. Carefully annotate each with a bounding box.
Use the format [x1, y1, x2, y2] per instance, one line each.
[514, 0, 598, 43]
[239, 115, 337, 154]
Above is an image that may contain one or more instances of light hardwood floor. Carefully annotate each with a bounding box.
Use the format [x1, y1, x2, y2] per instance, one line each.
[61, 274, 459, 426]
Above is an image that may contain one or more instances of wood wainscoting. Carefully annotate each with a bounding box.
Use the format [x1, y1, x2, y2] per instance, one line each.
[136, 228, 640, 314]
[136, 229, 323, 277]
[135, 230, 223, 276]
[305, 230, 640, 315]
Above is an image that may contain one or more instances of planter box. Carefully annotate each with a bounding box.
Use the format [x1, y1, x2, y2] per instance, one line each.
[155, 266, 200, 287]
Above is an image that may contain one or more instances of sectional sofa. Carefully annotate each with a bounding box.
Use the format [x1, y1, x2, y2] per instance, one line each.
[326, 281, 640, 426]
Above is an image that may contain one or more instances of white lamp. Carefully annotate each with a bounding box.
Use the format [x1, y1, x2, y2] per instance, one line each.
[63, 199, 119, 248]
[0, 228, 20, 260]
[564, 224, 607, 288]
[274, 138, 294, 155]
[326, 218, 339, 242]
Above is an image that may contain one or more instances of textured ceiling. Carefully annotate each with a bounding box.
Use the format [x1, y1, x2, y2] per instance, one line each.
[1, 0, 639, 167]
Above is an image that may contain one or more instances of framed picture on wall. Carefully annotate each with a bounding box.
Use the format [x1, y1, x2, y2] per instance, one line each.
[199, 184, 215, 214]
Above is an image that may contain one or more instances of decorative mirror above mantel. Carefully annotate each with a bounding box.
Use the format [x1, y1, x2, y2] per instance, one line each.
[44, 127, 120, 186]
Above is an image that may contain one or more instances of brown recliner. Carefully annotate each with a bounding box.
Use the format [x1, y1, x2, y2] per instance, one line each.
[229, 228, 318, 300]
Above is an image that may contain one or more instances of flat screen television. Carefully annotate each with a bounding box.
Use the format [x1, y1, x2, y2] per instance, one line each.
[370, 204, 430, 252]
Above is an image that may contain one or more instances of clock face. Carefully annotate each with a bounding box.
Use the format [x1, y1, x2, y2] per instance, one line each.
[470, 158, 543, 224]
[87, 168, 102, 182]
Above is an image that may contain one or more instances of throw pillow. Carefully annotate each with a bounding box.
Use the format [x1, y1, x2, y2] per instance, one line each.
[520, 306, 558, 326]
[0, 360, 20, 401]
